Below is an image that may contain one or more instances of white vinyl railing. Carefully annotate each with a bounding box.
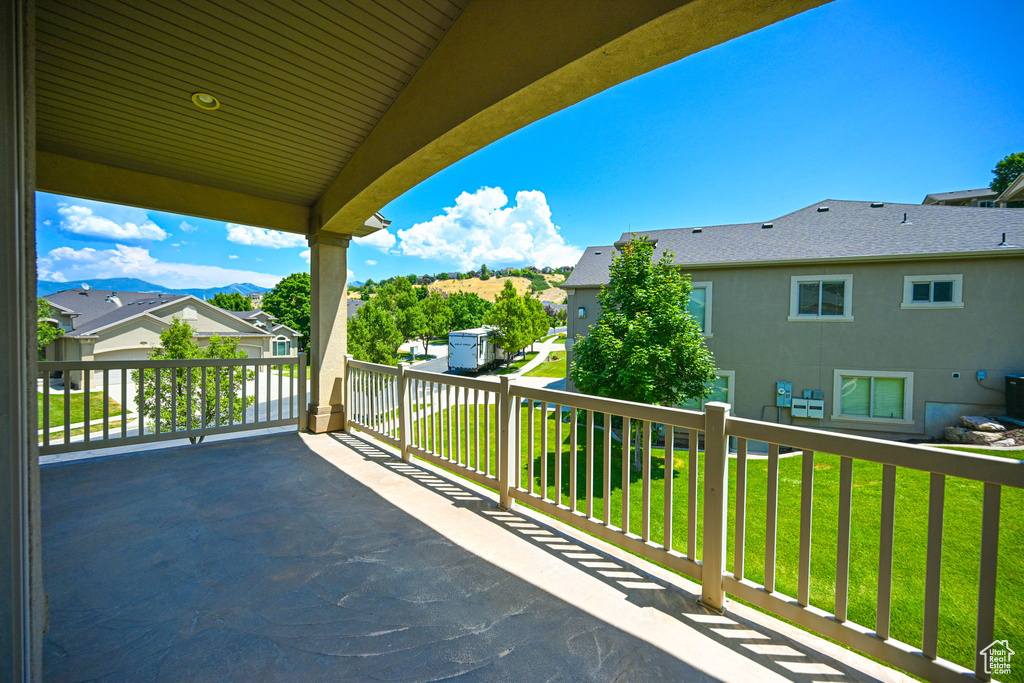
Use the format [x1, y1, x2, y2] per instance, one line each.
[38, 354, 306, 455]
[344, 356, 1024, 683]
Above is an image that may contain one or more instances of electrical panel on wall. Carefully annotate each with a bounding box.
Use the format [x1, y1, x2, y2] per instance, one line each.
[776, 381, 792, 407]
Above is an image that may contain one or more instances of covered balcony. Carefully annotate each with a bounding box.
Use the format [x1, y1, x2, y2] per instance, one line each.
[3, 1, 1020, 681]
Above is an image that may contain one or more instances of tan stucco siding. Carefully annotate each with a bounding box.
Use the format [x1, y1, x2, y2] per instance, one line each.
[92, 316, 167, 356]
[154, 300, 258, 335]
[567, 256, 1024, 439]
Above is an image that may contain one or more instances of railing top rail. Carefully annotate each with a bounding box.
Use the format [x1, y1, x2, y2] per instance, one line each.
[727, 416, 1024, 488]
[511, 384, 706, 430]
[39, 355, 303, 371]
[347, 359, 401, 376]
[405, 366, 497, 390]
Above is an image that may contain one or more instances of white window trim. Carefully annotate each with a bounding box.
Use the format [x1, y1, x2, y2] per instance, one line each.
[788, 274, 854, 322]
[272, 336, 291, 356]
[901, 274, 963, 309]
[831, 369, 914, 425]
[690, 281, 713, 338]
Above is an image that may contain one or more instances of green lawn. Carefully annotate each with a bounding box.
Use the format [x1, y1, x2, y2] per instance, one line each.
[273, 361, 309, 378]
[524, 351, 566, 378]
[407, 402, 1024, 674]
[494, 351, 538, 375]
[38, 391, 122, 429]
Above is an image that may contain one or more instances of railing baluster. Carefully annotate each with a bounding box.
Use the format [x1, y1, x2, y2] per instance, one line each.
[251, 364, 257, 425]
[42, 370, 50, 449]
[83, 369, 91, 443]
[239, 363, 246, 425]
[835, 455, 853, 622]
[102, 369, 110, 441]
[621, 416, 631, 534]
[876, 464, 897, 640]
[541, 401, 548, 498]
[484, 391, 491, 475]
[733, 437, 747, 578]
[975, 482, 1001, 680]
[137, 366, 144, 437]
[446, 384, 453, 461]
[168, 366, 176, 433]
[555, 404, 563, 505]
[585, 409, 594, 519]
[214, 365, 221, 429]
[474, 389, 481, 470]
[265, 361, 271, 422]
[665, 425, 675, 551]
[922, 473, 945, 659]
[765, 442, 780, 593]
[798, 450, 814, 607]
[641, 420, 652, 542]
[277, 361, 283, 422]
[514, 396, 522, 489]
[64, 371, 72, 445]
[527, 400, 535, 495]
[121, 367, 128, 439]
[151, 368, 158, 436]
[688, 428, 698, 560]
[603, 414, 612, 526]
[570, 407, 579, 513]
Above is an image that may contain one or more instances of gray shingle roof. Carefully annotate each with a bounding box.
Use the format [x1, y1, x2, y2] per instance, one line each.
[45, 289, 186, 336]
[562, 200, 1024, 288]
[923, 188, 996, 203]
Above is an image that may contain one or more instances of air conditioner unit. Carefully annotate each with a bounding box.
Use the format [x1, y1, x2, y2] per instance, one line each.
[1007, 375, 1024, 421]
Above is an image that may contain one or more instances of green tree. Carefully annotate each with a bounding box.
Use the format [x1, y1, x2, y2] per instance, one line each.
[525, 295, 550, 351]
[375, 277, 420, 341]
[410, 291, 454, 354]
[480, 263, 491, 280]
[484, 280, 533, 365]
[348, 300, 403, 365]
[261, 272, 310, 348]
[209, 292, 253, 311]
[990, 152, 1024, 195]
[132, 319, 254, 444]
[570, 236, 716, 468]
[37, 298, 64, 358]
[448, 291, 493, 330]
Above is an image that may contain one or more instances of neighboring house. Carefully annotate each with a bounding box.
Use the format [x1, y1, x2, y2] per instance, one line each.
[248, 291, 264, 308]
[923, 173, 1024, 208]
[42, 288, 300, 387]
[348, 299, 366, 318]
[563, 200, 1024, 440]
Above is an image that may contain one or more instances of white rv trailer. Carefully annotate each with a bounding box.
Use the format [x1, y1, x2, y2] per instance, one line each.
[447, 327, 504, 372]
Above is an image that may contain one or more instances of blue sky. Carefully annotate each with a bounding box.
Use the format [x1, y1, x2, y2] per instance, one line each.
[36, 0, 1024, 289]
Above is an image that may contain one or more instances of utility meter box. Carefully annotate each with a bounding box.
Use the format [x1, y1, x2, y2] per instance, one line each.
[776, 381, 792, 408]
[807, 399, 825, 419]
[791, 398, 809, 417]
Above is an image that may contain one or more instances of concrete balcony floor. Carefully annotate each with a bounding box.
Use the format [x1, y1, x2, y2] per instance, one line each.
[42, 431, 913, 682]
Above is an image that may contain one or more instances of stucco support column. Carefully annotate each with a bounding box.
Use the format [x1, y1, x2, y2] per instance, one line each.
[307, 233, 350, 433]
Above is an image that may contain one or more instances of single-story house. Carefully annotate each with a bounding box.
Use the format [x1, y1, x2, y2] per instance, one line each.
[42, 288, 301, 387]
[562, 200, 1024, 440]
[922, 172, 1024, 208]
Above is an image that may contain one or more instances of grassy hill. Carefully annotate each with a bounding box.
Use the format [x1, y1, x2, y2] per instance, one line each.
[428, 274, 567, 303]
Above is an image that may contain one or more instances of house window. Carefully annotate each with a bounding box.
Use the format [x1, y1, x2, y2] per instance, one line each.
[687, 282, 712, 336]
[832, 370, 913, 423]
[680, 371, 734, 410]
[901, 274, 963, 309]
[789, 275, 853, 321]
[272, 338, 291, 356]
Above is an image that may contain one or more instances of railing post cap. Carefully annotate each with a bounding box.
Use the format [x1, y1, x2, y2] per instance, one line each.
[705, 401, 731, 413]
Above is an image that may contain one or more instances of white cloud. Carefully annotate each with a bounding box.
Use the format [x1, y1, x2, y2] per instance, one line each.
[299, 249, 310, 263]
[228, 254, 238, 259]
[397, 187, 582, 271]
[43, 220, 52, 226]
[179, 221, 199, 233]
[171, 243, 181, 248]
[365, 259, 378, 266]
[38, 244, 282, 289]
[353, 228, 396, 252]
[226, 223, 306, 248]
[58, 203, 167, 242]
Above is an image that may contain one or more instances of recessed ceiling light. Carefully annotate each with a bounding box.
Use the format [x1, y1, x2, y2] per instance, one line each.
[191, 92, 220, 110]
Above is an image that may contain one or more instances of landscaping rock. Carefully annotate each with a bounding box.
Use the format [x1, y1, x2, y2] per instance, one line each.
[991, 438, 1017, 448]
[960, 415, 1007, 432]
[945, 426, 1005, 445]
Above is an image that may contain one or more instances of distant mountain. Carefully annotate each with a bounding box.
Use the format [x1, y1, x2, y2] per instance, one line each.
[37, 278, 270, 300]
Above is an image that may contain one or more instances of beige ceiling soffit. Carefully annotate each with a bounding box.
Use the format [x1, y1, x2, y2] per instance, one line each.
[36, 151, 309, 234]
[314, 0, 828, 235]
